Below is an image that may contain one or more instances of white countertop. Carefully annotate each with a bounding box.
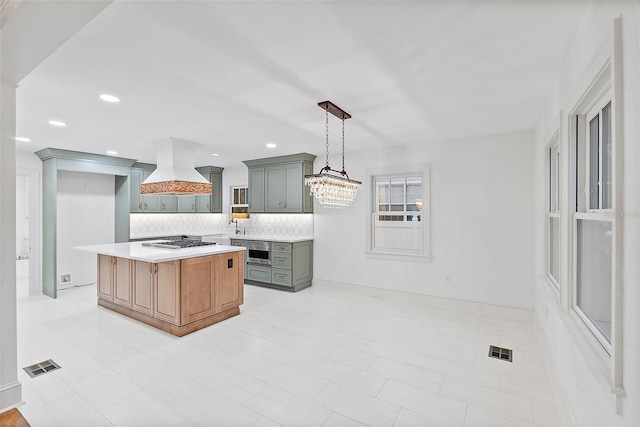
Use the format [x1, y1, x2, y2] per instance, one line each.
[76, 241, 245, 263]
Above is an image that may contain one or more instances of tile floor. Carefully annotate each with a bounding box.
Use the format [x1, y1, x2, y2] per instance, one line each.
[15, 282, 565, 426]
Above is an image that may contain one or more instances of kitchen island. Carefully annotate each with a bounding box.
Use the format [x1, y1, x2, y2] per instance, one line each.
[77, 242, 245, 336]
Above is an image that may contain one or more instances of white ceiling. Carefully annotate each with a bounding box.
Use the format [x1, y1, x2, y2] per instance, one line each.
[15, 1, 590, 168]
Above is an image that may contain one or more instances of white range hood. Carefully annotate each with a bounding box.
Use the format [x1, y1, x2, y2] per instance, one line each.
[140, 138, 212, 195]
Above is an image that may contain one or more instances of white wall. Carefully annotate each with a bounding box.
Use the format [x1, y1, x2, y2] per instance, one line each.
[533, 4, 640, 425]
[314, 130, 535, 309]
[57, 170, 115, 287]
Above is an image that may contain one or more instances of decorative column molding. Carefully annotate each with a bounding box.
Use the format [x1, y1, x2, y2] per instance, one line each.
[0, 57, 23, 414]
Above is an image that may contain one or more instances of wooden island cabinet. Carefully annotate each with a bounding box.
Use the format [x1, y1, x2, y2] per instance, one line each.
[89, 244, 244, 336]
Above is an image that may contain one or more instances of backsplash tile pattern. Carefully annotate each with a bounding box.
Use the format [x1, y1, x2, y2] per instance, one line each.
[130, 213, 313, 239]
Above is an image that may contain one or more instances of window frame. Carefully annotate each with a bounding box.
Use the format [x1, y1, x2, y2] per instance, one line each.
[365, 164, 431, 261]
[230, 185, 249, 221]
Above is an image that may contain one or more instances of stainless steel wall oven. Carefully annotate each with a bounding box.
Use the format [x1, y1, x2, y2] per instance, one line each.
[246, 241, 271, 265]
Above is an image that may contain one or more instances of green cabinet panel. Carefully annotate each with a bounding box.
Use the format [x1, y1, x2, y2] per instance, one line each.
[243, 153, 315, 214]
[161, 196, 178, 212]
[248, 167, 265, 213]
[178, 195, 196, 212]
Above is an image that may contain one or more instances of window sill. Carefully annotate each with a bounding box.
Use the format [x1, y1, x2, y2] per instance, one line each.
[364, 250, 432, 263]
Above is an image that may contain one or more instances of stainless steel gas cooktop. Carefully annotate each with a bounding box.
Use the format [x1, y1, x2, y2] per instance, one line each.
[141, 240, 217, 249]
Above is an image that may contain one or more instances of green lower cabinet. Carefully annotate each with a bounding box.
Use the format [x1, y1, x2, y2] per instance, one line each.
[233, 239, 312, 292]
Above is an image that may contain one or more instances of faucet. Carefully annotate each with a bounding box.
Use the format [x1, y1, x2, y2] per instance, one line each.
[230, 219, 240, 234]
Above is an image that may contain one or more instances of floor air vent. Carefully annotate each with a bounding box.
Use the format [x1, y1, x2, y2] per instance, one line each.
[488, 345, 512, 362]
[23, 359, 61, 378]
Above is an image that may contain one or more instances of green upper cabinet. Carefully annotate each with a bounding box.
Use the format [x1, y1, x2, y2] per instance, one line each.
[130, 163, 223, 214]
[130, 163, 161, 212]
[243, 153, 316, 214]
[195, 166, 224, 213]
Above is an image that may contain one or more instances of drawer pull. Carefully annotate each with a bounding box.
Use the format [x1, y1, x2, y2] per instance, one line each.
[277, 274, 285, 280]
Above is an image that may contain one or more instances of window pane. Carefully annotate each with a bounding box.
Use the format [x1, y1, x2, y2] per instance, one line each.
[602, 102, 612, 209]
[589, 115, 599, 209]
[377, 183, 389, 204]
[406, 184, 421, 203]
[549, 143, 560, 213]
[549, 216, 560, 286]
[390, 184, 404, 204]
[576, 219, 612, 343]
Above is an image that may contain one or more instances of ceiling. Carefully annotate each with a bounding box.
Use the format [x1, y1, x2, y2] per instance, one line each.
[15, 1, 591, 168]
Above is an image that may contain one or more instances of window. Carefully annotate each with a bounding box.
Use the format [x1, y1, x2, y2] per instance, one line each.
[573, 91, 614, 351]
[546, 134, 561, 290]
[230, 186, 249, 220]
[366, 165, 430, 259]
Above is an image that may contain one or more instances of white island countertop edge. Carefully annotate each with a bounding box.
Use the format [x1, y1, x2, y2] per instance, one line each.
[75, 241, 245, 263]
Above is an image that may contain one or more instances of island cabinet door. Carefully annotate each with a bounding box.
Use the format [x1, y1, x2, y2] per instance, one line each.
[180, 256, 215, 324]
[112, 257, 132, 308]
[154, 260, 181, 325]
[97, 254, 113, 301]
[215, 252, 244, 313]
[132, 260, 154, 317]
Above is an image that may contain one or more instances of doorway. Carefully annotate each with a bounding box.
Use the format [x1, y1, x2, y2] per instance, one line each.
[16, 168, 41, 297]
[16, 174, 30, 297]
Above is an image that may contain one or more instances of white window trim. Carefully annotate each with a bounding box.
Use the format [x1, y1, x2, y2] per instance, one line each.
[544, 131, 561, 295]
[365, 164, 431, 261]
[562, 18, 624, 404]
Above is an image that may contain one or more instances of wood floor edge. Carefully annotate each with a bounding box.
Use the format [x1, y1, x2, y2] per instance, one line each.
[0, 408, 30, 427]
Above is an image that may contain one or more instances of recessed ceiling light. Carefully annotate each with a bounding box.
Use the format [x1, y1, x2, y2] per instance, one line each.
[210, 153, 220, 156]
[106, 150, 118, 155]
[266, 143, 277, 149]
[99, 94, 120, 103]
[15, 137, 31, 142]
[49, 120, 66, 127]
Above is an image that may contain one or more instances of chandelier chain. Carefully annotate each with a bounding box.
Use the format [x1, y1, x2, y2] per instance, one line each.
[325, 109, 330, 168]
[341, 118, 345, 172]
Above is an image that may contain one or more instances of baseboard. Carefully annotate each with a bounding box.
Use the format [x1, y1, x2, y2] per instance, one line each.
[312, 278, 534, 322]
[0, 381, 23, 415]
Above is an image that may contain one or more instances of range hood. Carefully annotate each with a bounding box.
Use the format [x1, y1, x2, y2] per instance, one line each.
[140, 138, 212, 195]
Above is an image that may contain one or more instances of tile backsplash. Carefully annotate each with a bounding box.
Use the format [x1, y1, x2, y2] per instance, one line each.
[130, 213, 314, 240]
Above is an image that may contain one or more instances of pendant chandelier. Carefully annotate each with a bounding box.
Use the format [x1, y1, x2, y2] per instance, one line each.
[304, 101, 362, 209]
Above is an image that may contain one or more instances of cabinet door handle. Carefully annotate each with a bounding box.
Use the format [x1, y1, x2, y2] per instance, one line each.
[138, 202, 142, 209]
[144, 202, 148, 209]
[207, 203, 210, 210]
[192, 203, 195, 210]
[279, 201, 286, 209]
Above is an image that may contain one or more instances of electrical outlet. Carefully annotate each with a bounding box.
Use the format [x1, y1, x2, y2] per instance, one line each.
[60, 274, 71, 283]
